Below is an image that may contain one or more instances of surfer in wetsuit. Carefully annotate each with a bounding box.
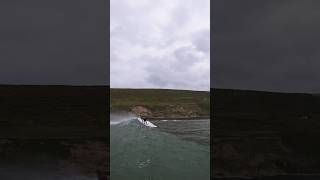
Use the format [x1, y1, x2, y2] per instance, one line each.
[142, 117, 147, 124]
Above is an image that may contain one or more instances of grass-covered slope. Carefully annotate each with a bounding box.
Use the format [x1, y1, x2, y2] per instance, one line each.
[110, 88, 210, 119]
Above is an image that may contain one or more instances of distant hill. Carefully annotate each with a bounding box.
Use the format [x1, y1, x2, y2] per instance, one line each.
[110, 88, 210, 119]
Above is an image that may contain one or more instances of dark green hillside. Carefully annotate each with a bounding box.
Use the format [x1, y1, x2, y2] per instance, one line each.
[110, 88, 210, 119]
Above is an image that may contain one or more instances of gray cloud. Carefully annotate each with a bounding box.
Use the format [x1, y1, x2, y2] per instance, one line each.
[111, 0, 210, 91]
[0, 0, 108, 85]
[213, 0, 320, 93]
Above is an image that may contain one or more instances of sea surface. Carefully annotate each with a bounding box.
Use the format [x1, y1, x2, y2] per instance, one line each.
[110, 114, 210, 180]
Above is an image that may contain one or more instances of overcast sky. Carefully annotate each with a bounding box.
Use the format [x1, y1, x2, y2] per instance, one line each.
[0, 0, 108, 85]
[111, 0, 210, 91]
[213, 0, 320, 93]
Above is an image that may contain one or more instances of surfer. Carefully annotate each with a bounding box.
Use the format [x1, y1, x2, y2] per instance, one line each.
[142, 118, 147, 124]
[137, 117, 157, 128]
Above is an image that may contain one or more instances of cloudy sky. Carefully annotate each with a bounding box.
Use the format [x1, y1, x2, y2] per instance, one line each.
[0, 0, 108, 85]
[213, 0, 320, 93]
[111, 0, 210, 91]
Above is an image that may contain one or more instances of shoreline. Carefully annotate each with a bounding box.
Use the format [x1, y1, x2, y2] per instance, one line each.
[147, 116, 210, 120]
[110, 112, 210, 121]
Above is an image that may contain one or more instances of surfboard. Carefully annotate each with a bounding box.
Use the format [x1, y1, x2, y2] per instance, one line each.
[137, 118, 157, 128]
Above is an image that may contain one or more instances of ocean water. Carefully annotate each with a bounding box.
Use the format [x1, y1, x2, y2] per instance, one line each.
[110, 115, 210, 180]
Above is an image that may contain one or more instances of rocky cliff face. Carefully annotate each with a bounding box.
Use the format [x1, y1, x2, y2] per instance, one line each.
[130, 104, 205, 118]
[131, 106, 152, 117]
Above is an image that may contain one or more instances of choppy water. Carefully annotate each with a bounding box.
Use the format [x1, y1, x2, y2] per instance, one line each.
[110, 115, 210, 180]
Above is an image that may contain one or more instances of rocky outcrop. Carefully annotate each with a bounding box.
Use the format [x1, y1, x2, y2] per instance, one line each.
[129, 104, 207, 119]
[131, 106, 153, 117]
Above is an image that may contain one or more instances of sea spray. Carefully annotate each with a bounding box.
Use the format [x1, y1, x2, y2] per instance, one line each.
[110, 112, 137, 125]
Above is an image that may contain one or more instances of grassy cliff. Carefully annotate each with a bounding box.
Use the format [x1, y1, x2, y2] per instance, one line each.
[110, 88, 210, 119]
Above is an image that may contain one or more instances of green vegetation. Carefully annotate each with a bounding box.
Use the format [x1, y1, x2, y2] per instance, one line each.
[111, 88, 210, 119]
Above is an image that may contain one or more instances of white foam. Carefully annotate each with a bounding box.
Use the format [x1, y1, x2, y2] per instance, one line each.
[110, 113, 137, 126]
